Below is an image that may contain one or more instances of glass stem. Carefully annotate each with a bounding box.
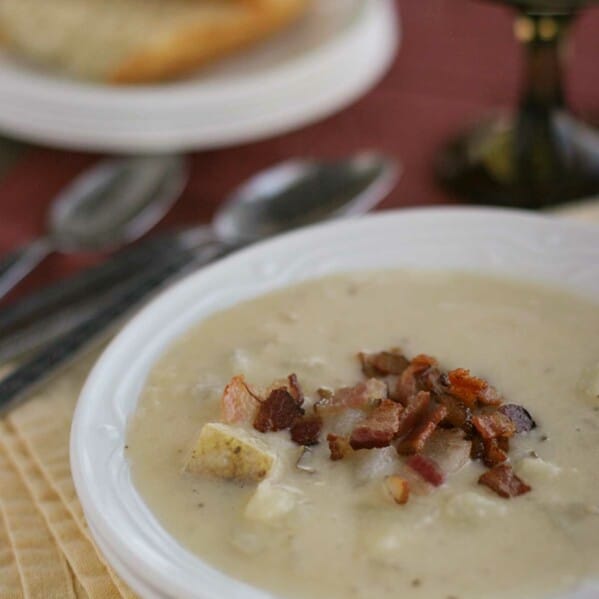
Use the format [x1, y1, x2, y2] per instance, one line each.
[514, 13, 572, 187]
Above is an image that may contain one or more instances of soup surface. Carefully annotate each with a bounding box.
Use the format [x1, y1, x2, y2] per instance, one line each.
[127, 271, 599, 599]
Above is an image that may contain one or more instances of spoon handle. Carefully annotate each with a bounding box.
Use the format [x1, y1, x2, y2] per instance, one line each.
[0, 234, 224, 416]
[0, 227, 214, 336]
[0, 238, 53, 301]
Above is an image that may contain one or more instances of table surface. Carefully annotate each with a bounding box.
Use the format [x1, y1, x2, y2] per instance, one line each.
[0, 0, 597, 303]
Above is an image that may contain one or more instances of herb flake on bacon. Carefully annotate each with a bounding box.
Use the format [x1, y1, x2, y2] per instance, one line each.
[253, 387, 304, 433]
[349, 399, 404, 450]
[290, 415, 323, 446]
[478, 464, 531, 498]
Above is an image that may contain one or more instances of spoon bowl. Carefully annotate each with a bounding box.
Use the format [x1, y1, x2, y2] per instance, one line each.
[49, 155, 187, 251]
[213, 153, 398, 245]
[0, 154, 187, 301]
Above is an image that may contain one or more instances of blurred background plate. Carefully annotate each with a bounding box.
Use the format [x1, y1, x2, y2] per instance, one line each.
[0, 0, 398, 153]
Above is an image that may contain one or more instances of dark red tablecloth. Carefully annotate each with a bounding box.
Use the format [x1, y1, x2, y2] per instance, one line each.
[0, 0, 597, 301]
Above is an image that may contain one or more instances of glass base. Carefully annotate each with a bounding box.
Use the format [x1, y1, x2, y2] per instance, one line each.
[435, 113, 599, 209]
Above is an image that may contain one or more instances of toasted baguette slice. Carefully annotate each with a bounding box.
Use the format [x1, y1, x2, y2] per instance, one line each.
[0, 0, 309, 83]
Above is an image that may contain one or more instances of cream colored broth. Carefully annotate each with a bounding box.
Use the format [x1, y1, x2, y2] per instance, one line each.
[127, 271, 599, 599]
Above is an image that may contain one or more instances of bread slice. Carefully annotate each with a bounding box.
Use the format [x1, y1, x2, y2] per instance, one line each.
[0, 0, 309, 83]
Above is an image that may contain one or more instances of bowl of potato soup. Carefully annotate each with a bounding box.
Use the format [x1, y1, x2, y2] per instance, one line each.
[71, 208, 599, 599]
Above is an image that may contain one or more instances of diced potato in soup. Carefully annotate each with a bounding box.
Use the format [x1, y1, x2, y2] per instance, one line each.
[127, 271, 599, 599]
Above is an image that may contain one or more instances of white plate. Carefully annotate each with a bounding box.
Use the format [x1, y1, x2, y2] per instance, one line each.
[0, 0, 398, 153]
[71, 207, 599, 599]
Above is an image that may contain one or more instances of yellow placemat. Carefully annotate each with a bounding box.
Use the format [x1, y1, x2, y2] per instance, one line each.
[0, 357, 136, 599]
[0, 204, 597, 598]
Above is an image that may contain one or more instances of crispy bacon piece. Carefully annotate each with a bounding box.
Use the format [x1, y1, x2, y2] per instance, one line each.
[384, 475, 410, 505]
[417, 366, 447, 395]
[497, 436, 510, 452]
[478, 464, 531, 498]
[447, 368, 502, 408]
[437, 394, 472, 432]
[290, 415, 322, 446]
[397, 404, 449, 455]
[411, 354, 438, 374]
[395, 391, 431, 437]
[472, 412, 516, 440]
[350, 399, 404, 450]
[394, 354, 439, 403]
[482, 438, 508, 467]
[499, 404, 537, 433]
[221, 375, 260, 424]
[253, 388, 304, 433]
[393, 354, 443, 404]
[406, 454, 445, 487]
[287, 373, 304, 406]
[359, 349, 409, 377]
[470, 434, 485, 460]
[327, 433, 352, 461]
[320, 379, 387, 411]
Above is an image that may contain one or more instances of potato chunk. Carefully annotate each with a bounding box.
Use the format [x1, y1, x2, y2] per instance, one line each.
[185, 423, 276, 482]
[245, 481, 301, 522]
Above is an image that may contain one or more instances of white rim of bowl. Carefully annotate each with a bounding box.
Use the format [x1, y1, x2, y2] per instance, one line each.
[71, 207, 599, 598]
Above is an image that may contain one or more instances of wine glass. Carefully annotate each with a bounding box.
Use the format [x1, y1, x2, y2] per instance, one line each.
[436, 0, 599, 208]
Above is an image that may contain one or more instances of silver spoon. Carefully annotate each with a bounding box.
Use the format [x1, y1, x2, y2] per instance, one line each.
[0, 152, 399, 414]
[0, 154, 187, 301]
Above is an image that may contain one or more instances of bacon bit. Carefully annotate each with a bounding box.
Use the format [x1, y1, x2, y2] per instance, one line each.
[470, 435, 485, 460]
[359, 349, 409, 377]
[394, 354, 439, 403]
[499, 404, 537, 433]
[417, 366, 447, 395]
[253, 388, 304, 433]
[221, 375, 260, 424]
[411, 354, 438, 373]
[383, 475, 410, 505]
[482, 438, 508, 467]
[478, 464, 531, 498]
[472, 412, 516, 440]
[287, 373, 304, 406]
[497, 436, 510, 452]
[350, 399, 404, 450]
[327, 433, 352, 461]
[290, 415, 322, 446]
[321, 378, 388, 411]
[397, 404, 449, 455]
[396, 391, 431, 437]
[447, 368, 502, 408]
[406, 454, 445, 487]
[437, 394, 472, 432]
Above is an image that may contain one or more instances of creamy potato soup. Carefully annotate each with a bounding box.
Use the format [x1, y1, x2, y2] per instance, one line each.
[127, 271, 599, 599]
